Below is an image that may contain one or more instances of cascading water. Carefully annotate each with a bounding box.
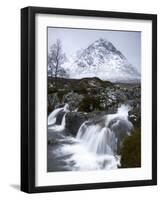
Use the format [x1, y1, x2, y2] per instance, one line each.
[48, 104, 69, 125]
[48, 104, 133, 171]
[48, 104, 69, 131]
[49, 113, 67, 132]
[77, 123, 114, 155]
[77, 104, 133, 155]
[48, 107, 64, 126]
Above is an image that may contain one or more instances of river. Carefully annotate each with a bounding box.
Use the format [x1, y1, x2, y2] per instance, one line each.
[47, 104, 133, 172]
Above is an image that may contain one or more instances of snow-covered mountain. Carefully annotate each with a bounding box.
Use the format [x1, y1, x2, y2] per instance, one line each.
[63, 38, 141, 83]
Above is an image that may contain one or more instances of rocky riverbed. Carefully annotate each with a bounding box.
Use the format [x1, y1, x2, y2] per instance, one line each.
[47, 77, 141, 171]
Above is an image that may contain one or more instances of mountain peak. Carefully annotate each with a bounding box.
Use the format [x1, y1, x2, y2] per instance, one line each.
[89, 38, 116, 51]
[63, 38, 140, 83]
[92, 38, 110, 45]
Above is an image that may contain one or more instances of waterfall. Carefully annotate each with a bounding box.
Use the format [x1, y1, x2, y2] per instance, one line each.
[76, 104, 133, 155]
[48, 104, 133, 171]
[49, 113, 67, 132]
[48, 104, 69, 126]
[77, 123, 114, 155]
[48, 104, 69, 132]
[48, 107, 64, 126]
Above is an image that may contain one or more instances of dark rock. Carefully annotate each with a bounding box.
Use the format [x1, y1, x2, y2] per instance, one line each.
[63, 92, 84, 111]
[55, 103, 65, 109]
[108, 118, 133, 152]
[48, 138, 59, 145]
[107, 105, 118, 114]
[128, 105, 141, 127]
[48, 93, 60, 112]
[120, 127, 141, 168]
[56, 111, 66, 125]
[66, 112, 88, 136]
[78, 95, 102, 112]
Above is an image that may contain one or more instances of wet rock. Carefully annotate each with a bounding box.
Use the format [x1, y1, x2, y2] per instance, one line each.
[48, 138, 59, 145]
[107, 105, 118, 114]
[66, 112, 88, 136]
[56, 111, 66, 125]
[55, 103, 65, 109]
[108, 118, 133, 152]
[128, 106, 141, 127]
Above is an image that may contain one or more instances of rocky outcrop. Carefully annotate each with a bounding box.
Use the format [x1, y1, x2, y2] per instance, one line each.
[48, 77, 141, 128]
[56, 111, 66, 125]
[65, 112, 88, 136]
[63, 92, 84, 111]
[128, 105, 141, 127]
[48, 93, 60, 113]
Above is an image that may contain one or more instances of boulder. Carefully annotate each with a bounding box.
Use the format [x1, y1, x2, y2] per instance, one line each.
[56, 111, 66, 125]
[65, 112, 88, 136]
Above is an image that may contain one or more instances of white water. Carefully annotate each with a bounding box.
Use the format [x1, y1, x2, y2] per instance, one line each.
[48, 104, 69, 126]
[77, 124, 114, 155]
[49, 113, 67, 132]
[55, 138, 120, 170]
[77, 104, 132, 154]
[49, 104, 133, 171]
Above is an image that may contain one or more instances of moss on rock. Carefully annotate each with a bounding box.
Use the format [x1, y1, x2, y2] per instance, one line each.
[120, 127, 141, 168]
[78, 96, 101, 112]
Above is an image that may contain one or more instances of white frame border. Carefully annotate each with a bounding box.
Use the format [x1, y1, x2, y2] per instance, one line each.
[35, 14, 152, 187]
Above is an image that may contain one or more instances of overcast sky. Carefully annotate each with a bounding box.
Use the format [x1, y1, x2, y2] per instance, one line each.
[48, 27, 141, 72]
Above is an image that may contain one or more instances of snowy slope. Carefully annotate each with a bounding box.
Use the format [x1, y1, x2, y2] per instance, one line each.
[63, 38, 141, 83]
